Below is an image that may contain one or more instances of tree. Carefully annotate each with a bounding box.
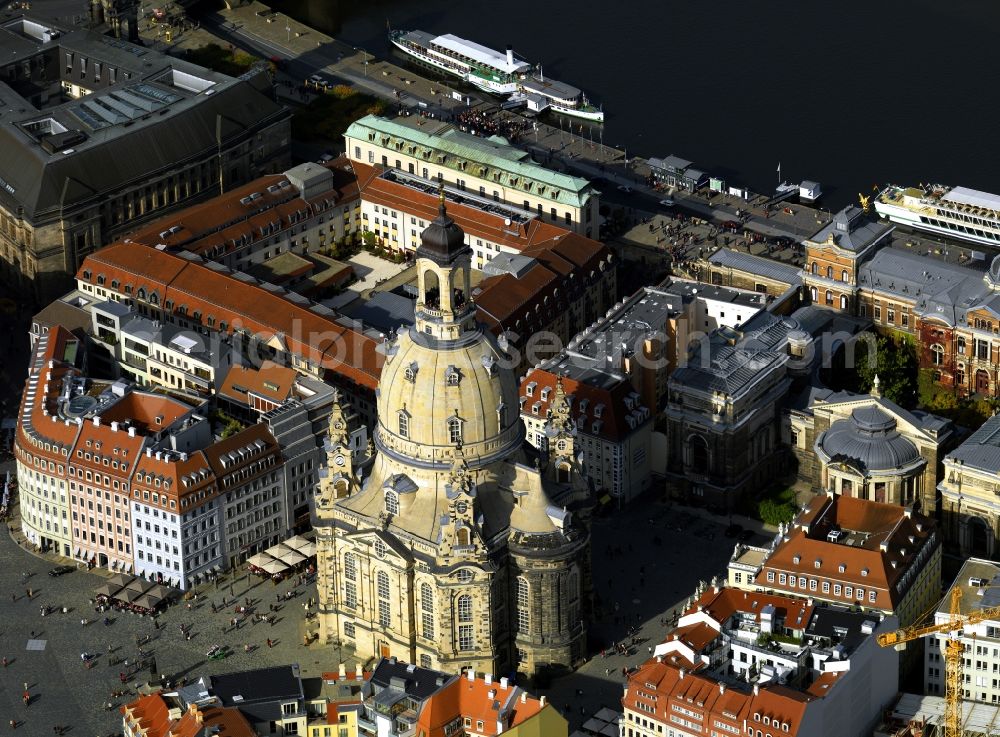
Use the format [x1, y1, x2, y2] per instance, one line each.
[855, 334, 918, 408]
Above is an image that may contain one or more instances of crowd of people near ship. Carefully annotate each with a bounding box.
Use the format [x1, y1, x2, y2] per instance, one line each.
[456, 108, 531, 142]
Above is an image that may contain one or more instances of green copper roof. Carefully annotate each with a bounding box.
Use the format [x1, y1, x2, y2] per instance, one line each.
[346, 115, 593, 208]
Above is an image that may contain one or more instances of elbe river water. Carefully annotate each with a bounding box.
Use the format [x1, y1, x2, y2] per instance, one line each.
[274, 0, 1000, 208]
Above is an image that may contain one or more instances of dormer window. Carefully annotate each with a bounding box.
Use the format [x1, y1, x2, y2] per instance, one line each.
[838, 564, 846, 573]
[397, 410, 410, 439]
[446, 366, 461, 386]
[448, 416, 463, 445]
[526, 381, 537, 397]
[404, 362, 418, 382]
[384, 489, 399, 516]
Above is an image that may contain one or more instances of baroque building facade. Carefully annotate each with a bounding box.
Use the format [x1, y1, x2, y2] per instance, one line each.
[315, 198, 591, 677]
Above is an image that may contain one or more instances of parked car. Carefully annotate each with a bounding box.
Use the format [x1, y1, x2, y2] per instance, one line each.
[721, 220, 740, 232]
[617, 185, 633, 194]
[659, 197, 675, 207]
[48, 565, 75, 577]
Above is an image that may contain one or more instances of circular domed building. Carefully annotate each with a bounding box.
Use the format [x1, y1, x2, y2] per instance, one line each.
[813, 399, 927, 505]
[316, 196, 591, 677]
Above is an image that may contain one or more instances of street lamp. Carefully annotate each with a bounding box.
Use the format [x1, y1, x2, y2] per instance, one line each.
[285, 24, 290, 43]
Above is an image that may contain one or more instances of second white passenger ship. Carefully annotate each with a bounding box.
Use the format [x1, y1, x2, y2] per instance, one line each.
[875, 184, 1000, 247]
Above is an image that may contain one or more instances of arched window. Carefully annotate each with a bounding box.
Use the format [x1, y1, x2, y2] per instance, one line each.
[384, 489, 399, 516]
[931, 343, 944, 365]
[826, 266, 833, 279]
[136, 287, 146, 301]
[841, 270, 849, 283]
[343, 553, 358, 609]
[398, 411, 410, 439]
[377, 571, 391, 628]
[840, 295, 848, 310]
[811, 262, 818, 274]
[149, 292, 159, 306]
[825, 290, 833, 305]
[689, 435, 709, 474]
[456, 527, 470, 546]
[557, 463, 571, 484]
[420, 583, 435, 639]
[457, 594, 473, 622]
[516, 577, 529, 633]
[497, 403, 506, 428]
[448, 417, 463, 445]
[567, 570, 580, 623]
[810, 287, 818, 302]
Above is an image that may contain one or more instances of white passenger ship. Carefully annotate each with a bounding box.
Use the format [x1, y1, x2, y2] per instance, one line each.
[874, 184, 1000, 246]
[389, 29, 533, 95]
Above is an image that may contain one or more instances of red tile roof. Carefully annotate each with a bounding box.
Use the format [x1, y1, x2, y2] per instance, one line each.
[124, 157, 362, 259]
[519, 368, 647, 442]
[121, 696, 254, 737]
[759, 494, 938, 609]
[475, 235, 612, 334]
[353, 161, 578, 253]
[217, 361, 299, 407]
[99, 391, 192, 434]
[685, 587, 817, 632]
[623, 660, 811, 737]
[415, 676, 548, 737]
[76, 243, 381, 390]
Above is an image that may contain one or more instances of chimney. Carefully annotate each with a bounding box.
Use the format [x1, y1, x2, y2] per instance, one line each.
[188, 703, 198, 716]
[719, 683, 726, 695]
[753, 684, 759, 696]
[539, 695, 546, 707]
[355, 664, 362, 681]
[467, 669, 475, 682]
[520, 692, 527, 704]
[485, 674, 492, 685]
[506, 45, 514, 67]
[92, 416, 101, 426]
[500, 677, 509, 689]
[679, 668, 685, 679]
[338, 663, 346, 679]
[111, 421, 119, 432]
[146, 447, 152, 457]
[129, 427, 136, 437]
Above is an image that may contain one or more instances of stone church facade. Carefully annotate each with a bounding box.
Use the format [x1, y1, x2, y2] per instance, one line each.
[315, 197, 591, 677]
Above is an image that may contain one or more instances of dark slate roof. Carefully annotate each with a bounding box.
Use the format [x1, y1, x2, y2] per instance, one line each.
[707, 248, 802, 285]
[945, 413, 1000, 473]
[209, 665, 303, 706]
[817, 406, 922, 472]
[857, 247, 989, 327]
[805, 607, 872, 653]
[0, 78, 286, 221]
[0, 23, 286, 222]
[807, 205, 892, 254]
[368, 658, 451, 702]
[339, 291, 415, 334]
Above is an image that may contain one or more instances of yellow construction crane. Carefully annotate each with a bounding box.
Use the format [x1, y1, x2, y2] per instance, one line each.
[858, 193, 872, 212]
[878, 586, 1000, 737]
